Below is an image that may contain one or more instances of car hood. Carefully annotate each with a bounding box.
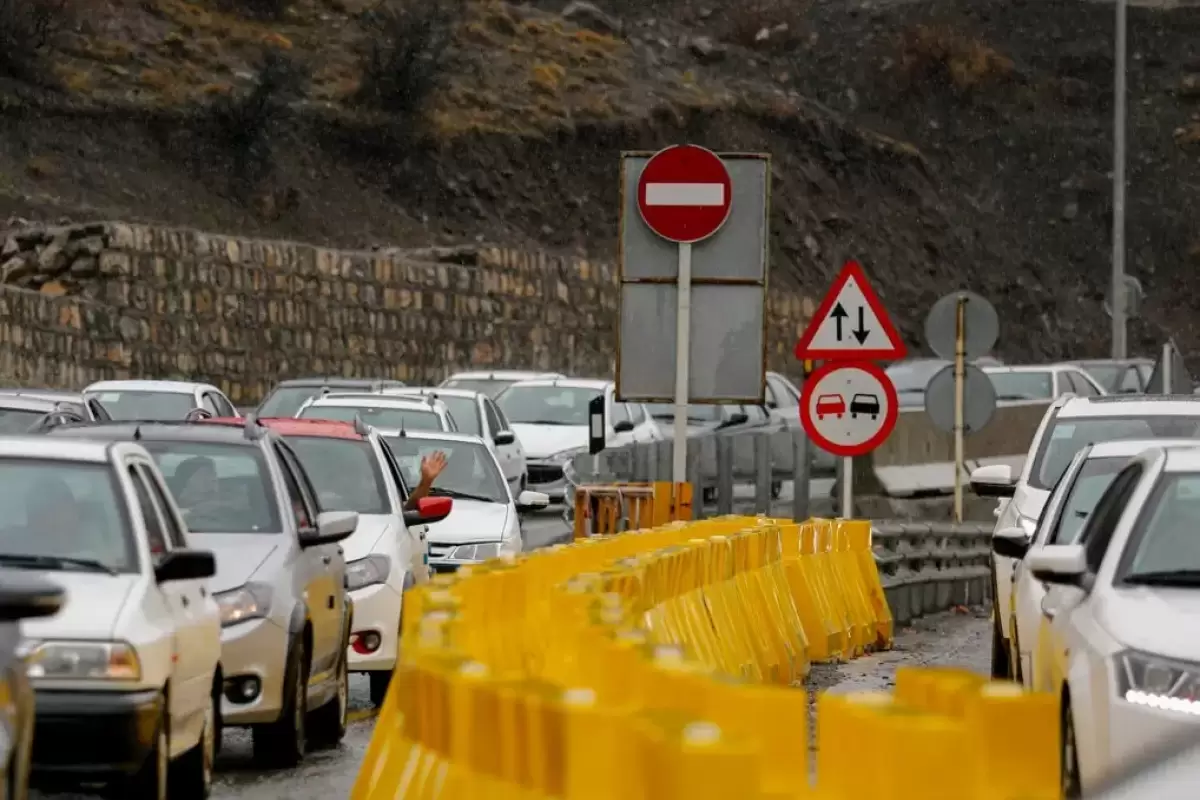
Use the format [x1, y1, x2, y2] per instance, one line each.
[22, 572, 138, 640]
[187, 534, 280, 593]
[510, 424, 587, 459]
[340, 514, 396, 563]
[425, 499, 511, 545]
[1097, 586, 1200, 662]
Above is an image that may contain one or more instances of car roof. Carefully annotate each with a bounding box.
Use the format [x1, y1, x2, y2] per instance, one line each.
[0, 395, 65, 412]
[0, 435, 115, 463]
[372, 429, 489, 446]
[1086, 439, 1200, 459]
[1059, 395, 1200, 418]
[445, 370, 565, 381]
[507, 377, 610, 390]
[983, 364, 1064, 374]
[385, 387, 481, 401]
[307, 393, 445, 410]
[1162, 446, 1200, 472]
[85, 379, 211, 393]
[0, 388, 82, 402]
[45, 420, 258, 445]
[251, 417, 366, 441]
[273, 377, 405, 388]
[1071, 357, 1154, 366]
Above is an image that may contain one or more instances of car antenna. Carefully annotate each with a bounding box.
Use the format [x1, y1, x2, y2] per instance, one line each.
[133, 425, 142, 441]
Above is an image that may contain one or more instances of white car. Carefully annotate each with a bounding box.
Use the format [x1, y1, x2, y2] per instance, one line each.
[983, 364, 1107, 402]
[384, 387, 528, 492]
[84, 380, 238, 421]
[378, 430, 549, 570]
[438, 370, 566, 399]
[1, 436, 222, 800]
[995, 438, 1200, 690]
[296, 392, 457, 432]
[495, 378, 661, 502]
[1026, 444, 1200, 796]
[969, 394, 1200, 679]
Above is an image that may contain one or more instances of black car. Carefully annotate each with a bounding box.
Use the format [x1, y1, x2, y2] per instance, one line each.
[0, 571, 65, 800]
[256, 378, 408, 418]
[849, 393, 881, 419]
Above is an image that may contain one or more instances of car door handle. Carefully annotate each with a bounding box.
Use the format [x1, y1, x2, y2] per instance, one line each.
[181, 595, 190, 608]
[322, 555, 332, 565]
[327, 595, 335, 609]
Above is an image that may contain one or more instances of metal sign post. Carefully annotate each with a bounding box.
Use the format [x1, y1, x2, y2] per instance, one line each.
[1163, 341, 1173, 394]
[953, 296, 966, 523]
[672, 242, 693, 481]
[840, 457, 853, 521]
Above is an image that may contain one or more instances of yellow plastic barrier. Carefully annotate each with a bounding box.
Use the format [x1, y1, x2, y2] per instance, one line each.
[572, 481, 692, 539]
[353, 516, 1059, 800]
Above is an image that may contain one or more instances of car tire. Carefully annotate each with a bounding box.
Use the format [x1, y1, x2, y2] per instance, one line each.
[1061, 694, 1082, 799]
[369, 671, 391, 707]
[990, 607, 1011, 679]
[116, 694, 168, 800]
[253, 636, 308, 768]
[170, 686, 216, 800]
[309, 649, 349, 749]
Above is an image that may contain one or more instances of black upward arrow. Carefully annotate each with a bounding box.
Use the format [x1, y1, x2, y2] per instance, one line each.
[852, 307, 869, 344]
[830, 303, 848, 340]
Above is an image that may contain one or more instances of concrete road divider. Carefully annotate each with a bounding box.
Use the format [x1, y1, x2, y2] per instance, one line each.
[872, 521, 993, 625]
[352, 516, 1056, 799]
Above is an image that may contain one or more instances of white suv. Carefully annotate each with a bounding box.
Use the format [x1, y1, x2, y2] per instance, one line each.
[3, 436, 222, 800]
[970, 394, 1200, 680]
[297, 392, 457, 432]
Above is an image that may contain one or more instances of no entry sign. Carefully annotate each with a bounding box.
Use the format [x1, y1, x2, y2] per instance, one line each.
[637, 145, 732, 244]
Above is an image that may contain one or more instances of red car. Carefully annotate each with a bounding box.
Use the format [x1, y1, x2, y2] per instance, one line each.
[815, 393, 846, 419]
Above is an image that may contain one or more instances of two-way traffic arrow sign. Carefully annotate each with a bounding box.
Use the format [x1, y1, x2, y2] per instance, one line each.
[793, 260, 906, 361]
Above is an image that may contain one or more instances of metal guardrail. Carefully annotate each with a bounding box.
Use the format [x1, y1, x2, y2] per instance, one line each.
[872, 521, 993, 625]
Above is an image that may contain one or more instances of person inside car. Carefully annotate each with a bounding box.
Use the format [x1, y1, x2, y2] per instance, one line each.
[174, 456, 219, 507]
[403, 451, 447, 510]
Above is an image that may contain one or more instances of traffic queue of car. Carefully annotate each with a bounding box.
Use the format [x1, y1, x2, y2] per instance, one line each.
[968, 391, 1200, 797]
[0, 369, 699, 800]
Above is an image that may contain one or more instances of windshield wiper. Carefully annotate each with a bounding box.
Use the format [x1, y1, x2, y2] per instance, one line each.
[518, 419, 576, 426]
[429, 487, 497, 503]
[0, 553, 118, 575]
[1123, 569, 1200, 587]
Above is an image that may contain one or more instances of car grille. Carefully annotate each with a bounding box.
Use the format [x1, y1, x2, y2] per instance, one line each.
[430, 562, 460, 574]
[528, 464, 564, 484]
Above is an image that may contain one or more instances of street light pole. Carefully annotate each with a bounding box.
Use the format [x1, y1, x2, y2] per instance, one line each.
[1111, 0, 1129, 359]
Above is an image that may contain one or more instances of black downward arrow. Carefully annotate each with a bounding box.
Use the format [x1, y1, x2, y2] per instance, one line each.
[852, 307, 869, 344]
[830, 303, 848, 340]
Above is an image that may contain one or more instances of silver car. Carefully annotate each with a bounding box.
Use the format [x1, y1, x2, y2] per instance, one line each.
[83, 380, 238, 420]
[46, 418, 357, 768]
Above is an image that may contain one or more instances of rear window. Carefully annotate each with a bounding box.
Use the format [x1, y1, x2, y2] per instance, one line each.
[1049, 456, 1125, 545]
[87, 390, 197, 421]
[442, 378, 514, 398]
[299, 404, 446, 431]
[285, 436, 390, 514]
[1030, 415, 1200, 491]
[258, 386, 321, 417]
[143, 442, 281, 533]
[988, 371, 1054, 401]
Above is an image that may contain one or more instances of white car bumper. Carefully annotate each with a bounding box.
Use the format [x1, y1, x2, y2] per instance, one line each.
[347, 582, 402, 673]
[1098, 697, 1200, 787]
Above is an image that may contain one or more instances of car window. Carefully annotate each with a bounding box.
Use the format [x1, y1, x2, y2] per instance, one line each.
[200, 393, 219, 414]
[127, 465, 169, 556]
[766, 375, 800, 408]
[629, 403, 647, 425]
[0, 407, 44, 433]
[86, 390, 198, 421]
[610, 401, 631, 425]
[272, 444, 315, 529]
[213, 393, 237, 416]
[284, 435, 390, 514]
[378, 439, 411, 500]
[497, 386, 601, 426]
[1067, 371, 1099, 397]
[488, 399, 513, 432]
[1029, 415, 1200, 491]
[435, 396, 482, 436]
[144, 441, 282, 533]
[382, 436, 509, 504]
[483, 398, 504, 436]
[742, 405, 769, 424]
[1119, 472, 1200, 580]
[987, 371, 1054, 401]
[1048, 456, 1126, 545]
[1119, 367, 1144, 394]
[1077, 463, 1143, 573]
[138, 464, 187, 548]
[300, 403, 446, 431]
[258, 386, 320, 417]
[276, 442, 322, 519]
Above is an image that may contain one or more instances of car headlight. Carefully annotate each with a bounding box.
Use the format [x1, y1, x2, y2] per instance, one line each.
[549, 447, 586, 465]
[346, 555, 391, 591]
[1117, 651, 1200, 714]
[27, 640, 140, 681]
[214, 583, 272, 628]
[445, 543, 501, 561]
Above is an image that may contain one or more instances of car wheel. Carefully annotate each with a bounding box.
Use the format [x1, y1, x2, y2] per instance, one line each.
[252, 636, 308, 767]
[990, 608, 1011, 679]
[1061, 694, 1082, 799]
[369, 671, 391, 707]
[170, 686, 216, 800]
[116, 694, 168, 800]
[309, 648, 348, 749]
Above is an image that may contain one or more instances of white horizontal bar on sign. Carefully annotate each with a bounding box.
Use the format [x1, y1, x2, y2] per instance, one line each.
[644, 182, 725, 206]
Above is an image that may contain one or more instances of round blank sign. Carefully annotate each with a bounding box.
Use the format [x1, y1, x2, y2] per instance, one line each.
[924, 291, 1000, 361]
[925, 363, 997, 434]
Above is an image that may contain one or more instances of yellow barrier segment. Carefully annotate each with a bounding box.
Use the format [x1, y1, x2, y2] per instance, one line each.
[353, 515, 1060, 800]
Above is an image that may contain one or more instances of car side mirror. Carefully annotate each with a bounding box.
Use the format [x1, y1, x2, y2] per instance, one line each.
[402, 496, 453, 527]
[493, 430, 516, 446]
[0, 574, 64, 621]
[992, 526, 1032, 560]
[1026, 544, 1088, 587]
[155, 549, 217, 583]
[613, 420, 635, 433]
[516, 490, 550, 512]
[301, 510, 359, 547]
[970, 464, 1015, 498]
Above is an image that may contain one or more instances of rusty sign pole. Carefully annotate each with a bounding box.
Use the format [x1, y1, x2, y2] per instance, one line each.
[953, 295, 966, 523]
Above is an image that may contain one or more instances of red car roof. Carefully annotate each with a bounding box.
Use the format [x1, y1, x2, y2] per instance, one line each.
[199, 416, 365, 440]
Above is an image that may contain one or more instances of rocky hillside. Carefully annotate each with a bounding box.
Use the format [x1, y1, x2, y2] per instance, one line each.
[0, 0, 1197, 362]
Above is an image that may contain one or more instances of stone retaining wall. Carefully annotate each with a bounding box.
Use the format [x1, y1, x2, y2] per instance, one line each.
[0, 222, 813, 404]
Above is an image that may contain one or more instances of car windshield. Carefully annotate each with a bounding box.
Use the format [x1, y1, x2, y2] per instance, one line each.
[0, 459, 134, 572]
[1049, 456, 1125, 545]
[1079, 365, 1121, 391]
[441, 378, 516, 398]
[0, 407, 44, 433]
[497, 386, 601, 425]
[643, 403, 724, 422]
[86, 390, 197, 421]
[382, 436, 509, 504]
[1121, 473, 1200, 582]
[1030, 415, 1200, 491]
[300, 404, 445, 431]
[284, 436, 390, 514]
[401, 395, 480, 436]
[987, 371, 1054, 401]
[258, 386, 322, 417]
[144, 442, 281, 533]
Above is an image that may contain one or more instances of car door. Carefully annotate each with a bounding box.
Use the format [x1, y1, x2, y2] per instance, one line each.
[482, 397, 518, 486]
[272, 443, 342, 678]
[378, 441, 429, 582]
[125, 460, 209, 739]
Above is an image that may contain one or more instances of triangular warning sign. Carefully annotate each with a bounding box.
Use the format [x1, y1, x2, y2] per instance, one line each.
[794, 261, 907, 361]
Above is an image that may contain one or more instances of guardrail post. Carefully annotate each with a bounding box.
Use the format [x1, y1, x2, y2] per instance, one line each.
[631, 444, 648, 482]
[753, 433, 771, 514]
[716, 436, 734, 516]
[686, 451, 703, 520]
[792, 430, 810, 522]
